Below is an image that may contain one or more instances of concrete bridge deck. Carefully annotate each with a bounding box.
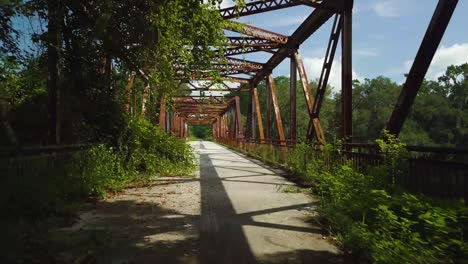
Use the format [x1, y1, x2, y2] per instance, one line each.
[51, 141, 346, 263]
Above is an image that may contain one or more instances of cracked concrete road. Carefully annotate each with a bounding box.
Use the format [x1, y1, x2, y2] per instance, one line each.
[51, 141, 347, 263]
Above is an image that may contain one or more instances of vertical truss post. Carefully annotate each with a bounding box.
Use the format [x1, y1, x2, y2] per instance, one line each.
[218, 116, 222, 139]
[266, 78, 272, 141]
[290, 54, 297, 142]
[268, 74, 286, 144]
[250, 84, 257, 139]
[253, 85, 265, 142]
[341, 0, 353, 142]
[174, 114, 178, 135]
[212, 121, 216, 140]
[235, 96, 244, 139]
[159, 97, 166, 131]
[386, 0, 458, 136]
[124, 73, 135, 113]
[246, 83, 254, 139]
[228, 109, 234, 140]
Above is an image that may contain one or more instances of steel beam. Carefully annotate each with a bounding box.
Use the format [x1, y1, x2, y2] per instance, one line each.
[311, 14, 341, 117]
[295, 51, 326, 144]
[307, 14, 340, 144]
[223, 22, 288, 44]
[222, 46, 278, 56]
[220, 0, 335, 19]
[268, 74, 286, 144]
[235, 96, 244, 139]
[124, 73, 136, 112]
[251, 0, 342, 85]
[295, 52, 314, 114]
[253, 85, 265, 141]
[159, 97, 166, 131]
[386, 0, 459, 136]
[266, 77, 272, 140]
[341, 0, 353, 142]
[224, 37, 278, 47]
[290, 55, 297, 141]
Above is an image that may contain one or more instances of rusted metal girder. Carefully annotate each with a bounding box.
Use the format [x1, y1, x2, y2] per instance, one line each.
[251, 0, 343, 85]
[311, 14, 341, 118]
[307, 13, 341, 143]
[386, 0, 459, 136]
[246, 84, 254, 139]
[266, 76, 272, 140]
[124, 72, 136, 112]
[268, 74, 286, 144]
[210, 64, 261, 72]
[253, 85, 265, 141]
[235, 96, 244, 139]
[341, 0, 353, 142]
[290, 55, 297, 142]
[295, 52, 314, 113]
[223, 22, 289, 44]
[222, 46, 278, 56]
[220, 0, 335, 19]
[176, 76, 251, 84]
[216, 57, 265, 70]
[295, 51, 326, 144]
[159, 97, 166, 131]
[224, 37, 278, 47]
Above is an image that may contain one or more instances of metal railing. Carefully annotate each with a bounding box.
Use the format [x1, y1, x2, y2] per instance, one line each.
[215, 138, 468, 200]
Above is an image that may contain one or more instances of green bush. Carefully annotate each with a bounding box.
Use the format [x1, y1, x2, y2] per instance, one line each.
[1, 117, 196, 221]
[262, 137, 468, 263]
[119, 117, 196, 179]
[312, 139, 467, 263]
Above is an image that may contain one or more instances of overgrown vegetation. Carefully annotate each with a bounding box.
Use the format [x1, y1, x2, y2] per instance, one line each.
[234, 134, 468, 263]
[229, 132, 468, 263]
[188, 124, 213, 141]
[1, 117, 195, 221]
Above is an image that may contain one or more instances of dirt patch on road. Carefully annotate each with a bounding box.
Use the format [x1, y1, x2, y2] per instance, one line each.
[49, 177, 201, 263]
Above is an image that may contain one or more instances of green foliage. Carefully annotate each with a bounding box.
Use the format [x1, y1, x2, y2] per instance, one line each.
[0, 145, 126, 219]
[0, 117, 196, 221]
[189, 124, 213, 140]
[375, 130, 408, 185]
[120, 117, 196, 178]
[275, 137, 468, 263]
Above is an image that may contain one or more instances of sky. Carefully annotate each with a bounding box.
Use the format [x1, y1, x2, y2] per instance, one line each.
[220, 0, 468, 93]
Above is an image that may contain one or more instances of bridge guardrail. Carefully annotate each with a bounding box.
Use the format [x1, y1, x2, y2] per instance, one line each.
[216, 138, 468, 200]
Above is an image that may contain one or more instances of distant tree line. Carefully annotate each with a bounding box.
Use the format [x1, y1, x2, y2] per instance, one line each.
[230, 63, 468, 148]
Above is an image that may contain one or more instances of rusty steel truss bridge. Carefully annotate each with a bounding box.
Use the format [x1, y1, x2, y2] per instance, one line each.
[124, 0, 457, 146]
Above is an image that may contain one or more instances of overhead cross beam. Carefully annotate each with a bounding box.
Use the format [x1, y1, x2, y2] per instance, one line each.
[251, 0, 343, 85]
[222, 46, 278, 56]
[223, 22, 289, 44]
[220, 0, 334, 19]
[225, 37, 278, 47]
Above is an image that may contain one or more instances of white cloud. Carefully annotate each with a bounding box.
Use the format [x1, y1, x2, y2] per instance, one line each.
[372, 0, 410, 18]
[394, 43, 468, 82]
[303, 57, 361, 94]
[427, 43, 468, 80]
[220, 0, 235, 9]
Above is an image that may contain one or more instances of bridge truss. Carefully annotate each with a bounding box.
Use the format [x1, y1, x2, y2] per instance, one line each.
[126, 0, 459, 147]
